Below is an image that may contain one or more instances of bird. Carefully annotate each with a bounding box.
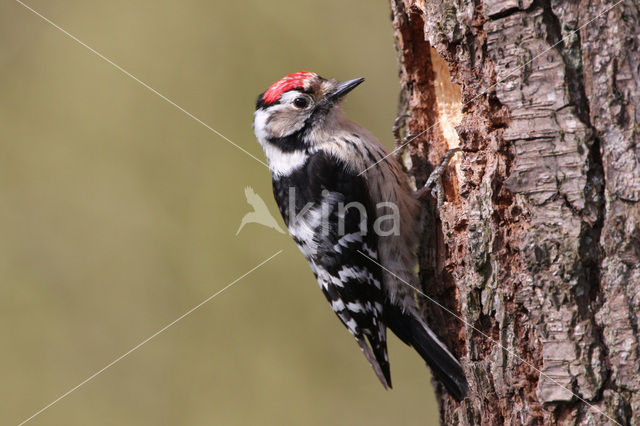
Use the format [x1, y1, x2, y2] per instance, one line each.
[252, 71, 468, 400]
[236, 186, 285, 235]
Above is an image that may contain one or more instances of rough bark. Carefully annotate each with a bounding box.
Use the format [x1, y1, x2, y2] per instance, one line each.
[389, 0, 640, 424]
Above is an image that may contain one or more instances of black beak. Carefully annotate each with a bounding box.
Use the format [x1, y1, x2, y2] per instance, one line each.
[328, 77, 365, 101]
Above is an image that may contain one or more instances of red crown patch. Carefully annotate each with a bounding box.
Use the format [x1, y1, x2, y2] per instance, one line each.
[262, 71, 315, 105]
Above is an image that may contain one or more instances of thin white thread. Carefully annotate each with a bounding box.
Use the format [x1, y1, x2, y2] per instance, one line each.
[358, 0, 625, 176]
[17, 249, 284, 426]
[14, 0, 626, 422]
[357, 250, 622, 426]
[14, 0, 269, 169]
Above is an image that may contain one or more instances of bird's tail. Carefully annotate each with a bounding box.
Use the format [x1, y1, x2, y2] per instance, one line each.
[384, 302, 468, 401]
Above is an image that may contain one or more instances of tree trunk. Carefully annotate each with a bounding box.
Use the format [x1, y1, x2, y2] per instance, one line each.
[389, 0, 640, 424]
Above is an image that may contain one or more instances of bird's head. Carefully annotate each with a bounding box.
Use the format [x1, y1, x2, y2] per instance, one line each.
[253, 71, 364, 146]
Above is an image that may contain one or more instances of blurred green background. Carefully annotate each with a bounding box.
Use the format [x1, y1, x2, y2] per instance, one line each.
[1, 1, 440, 424]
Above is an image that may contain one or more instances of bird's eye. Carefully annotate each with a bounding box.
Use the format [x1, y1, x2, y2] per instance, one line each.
[293, 96, 310, 109]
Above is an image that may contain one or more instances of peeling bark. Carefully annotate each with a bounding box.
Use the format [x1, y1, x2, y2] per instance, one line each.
[389, 0, 639, 424]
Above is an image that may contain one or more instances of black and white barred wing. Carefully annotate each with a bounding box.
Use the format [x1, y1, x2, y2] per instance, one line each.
[314, 249, 392, 388]
[285, 153, 392, 388]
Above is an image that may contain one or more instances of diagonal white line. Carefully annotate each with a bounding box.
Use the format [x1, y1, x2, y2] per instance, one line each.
[17, 249, 284, 426]
[357, 250, 622, 426]
[14, 0, 269, 169]
[358, 0, 625, 176]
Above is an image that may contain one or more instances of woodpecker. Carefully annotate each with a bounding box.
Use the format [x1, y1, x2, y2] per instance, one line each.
[253, 71, 468, 400]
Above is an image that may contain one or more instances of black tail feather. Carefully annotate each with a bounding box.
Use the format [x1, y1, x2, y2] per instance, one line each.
[384, 302, 468, 401]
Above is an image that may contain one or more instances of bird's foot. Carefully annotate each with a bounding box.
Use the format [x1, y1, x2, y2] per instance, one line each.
[415, 147, 462, 209]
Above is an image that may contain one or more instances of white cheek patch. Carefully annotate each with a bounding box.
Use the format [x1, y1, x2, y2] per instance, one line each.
[253, 107, 308, 177]
[254, 92, 309, 139]
[253, 109, 271, 144]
